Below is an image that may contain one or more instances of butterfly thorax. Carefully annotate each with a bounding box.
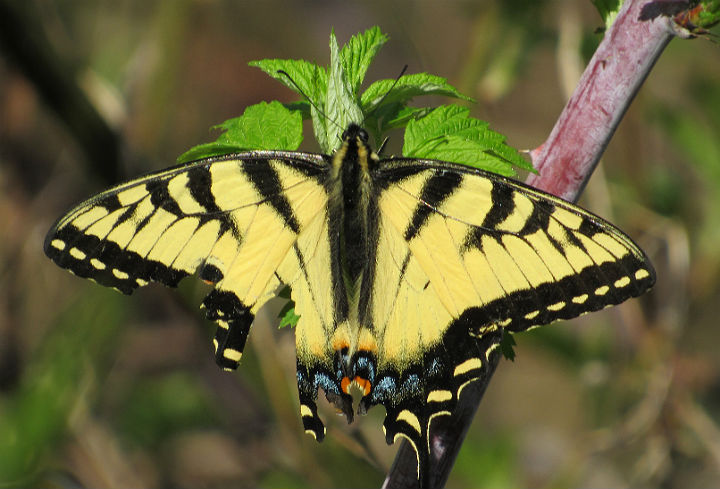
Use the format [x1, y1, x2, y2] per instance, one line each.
[332, 124, 376, 286]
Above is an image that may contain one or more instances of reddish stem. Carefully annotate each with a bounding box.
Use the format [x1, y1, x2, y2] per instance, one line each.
[526, 0, 677, 202]
[385, 1, 681, 488]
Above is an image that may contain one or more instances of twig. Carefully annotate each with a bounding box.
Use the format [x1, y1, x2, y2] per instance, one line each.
[384, 1, 681, 487]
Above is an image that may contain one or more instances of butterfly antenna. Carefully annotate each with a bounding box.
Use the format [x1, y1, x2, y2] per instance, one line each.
[276, 70, 344, 135]
[361, 64, 408, 126]
[376, 137, 390, 156]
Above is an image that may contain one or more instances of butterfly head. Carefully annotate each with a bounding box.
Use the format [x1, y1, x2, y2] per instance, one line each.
[337, 123, 379, 174]
[341, 123, 370, 147]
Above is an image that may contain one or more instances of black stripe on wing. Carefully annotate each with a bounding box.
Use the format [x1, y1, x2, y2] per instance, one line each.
[244, 158, 302, 234]
[44, 152, 328, 294]
[403, 172, 463, 241]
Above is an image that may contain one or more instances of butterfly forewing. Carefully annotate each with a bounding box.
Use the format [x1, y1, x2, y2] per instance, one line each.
[373, 158, 653, 332]
[45, 152, 337, 372]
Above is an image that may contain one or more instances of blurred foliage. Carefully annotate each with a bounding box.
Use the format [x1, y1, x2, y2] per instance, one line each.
[114, 372, 222, 449]
[0, 287, 125, 486]
[591, 0, 622, 28]
[0, 0, 719, 488]
[690, 0, 720, 29]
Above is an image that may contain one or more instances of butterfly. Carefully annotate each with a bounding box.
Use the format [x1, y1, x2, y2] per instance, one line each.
[45, 122, 655, 487]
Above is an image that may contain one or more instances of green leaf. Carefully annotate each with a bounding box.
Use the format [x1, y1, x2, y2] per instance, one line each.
[212, 102, 302, 149]
[284, 100, 312, 120]
[360, 73, 472, 147]
[278, 302, 300, 329]
[249, 58, 327, 105]
[379, 105, 433, 130]
[251, 31, 373, 153]
[591, 0, 622, 29]
[249, 29, 478, 156]
[177, 101, 302, 162]
[364, 104, 434, 146]
[322, 30, 364, 153]
[403, 105, 532, 176]
[277, 286, 299, 328]
[279, 305, 300, 329]
[500, 333, 517, 361]
[177, 143, 247, 163]
[360, 73, 473, 114]
[339, 26, 388, 92]
[687, 1, 720, 29]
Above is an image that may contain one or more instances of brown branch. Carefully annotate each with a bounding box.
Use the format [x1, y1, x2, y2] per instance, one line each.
[384, 1, 682, 487]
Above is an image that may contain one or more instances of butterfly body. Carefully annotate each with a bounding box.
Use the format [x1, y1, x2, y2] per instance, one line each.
[45, 123, 655, 486]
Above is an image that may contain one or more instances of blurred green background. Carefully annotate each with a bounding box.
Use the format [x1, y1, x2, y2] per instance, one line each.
[1, 1, 719, 487]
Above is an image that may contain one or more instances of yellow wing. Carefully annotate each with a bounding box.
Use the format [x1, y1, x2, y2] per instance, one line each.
[44, 152, 335, 370]
[360, 158, 655, 481]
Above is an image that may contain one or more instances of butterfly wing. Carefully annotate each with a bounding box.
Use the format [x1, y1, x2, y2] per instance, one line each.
[363, 157, 655, 482]
[44, 152, 336, 372]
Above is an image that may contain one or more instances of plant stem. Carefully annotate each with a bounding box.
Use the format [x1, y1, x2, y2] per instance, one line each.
[526, 0, 678, 201]
[384, 0, 681, 487]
